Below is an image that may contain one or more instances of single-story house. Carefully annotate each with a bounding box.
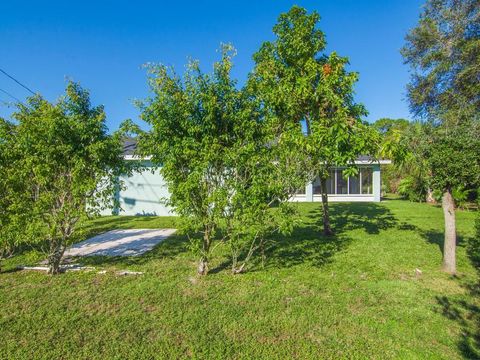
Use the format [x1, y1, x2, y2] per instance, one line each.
[105, 139, 390, 216]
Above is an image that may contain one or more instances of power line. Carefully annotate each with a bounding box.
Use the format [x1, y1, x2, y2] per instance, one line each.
[0, 87, 23, 103]
[0, 68, 36, 95]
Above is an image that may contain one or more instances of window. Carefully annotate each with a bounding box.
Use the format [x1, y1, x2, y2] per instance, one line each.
[310, 167, 373, 196]
[313, 170, 335, 195]
[326, 169, 335, 194]
[313, 177, 321, 195]
[336, 169, 348, 194]
[361, 167, 373, 194]
[349, 174, 360, 194]
[295, 186, 306, 195]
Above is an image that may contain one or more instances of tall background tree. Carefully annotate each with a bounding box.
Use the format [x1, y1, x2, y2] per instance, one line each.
[372, 118, 432, 202]
[402, 0, 480, 274]
[1, 83, 126, 274]
[249, 6, 381, 235]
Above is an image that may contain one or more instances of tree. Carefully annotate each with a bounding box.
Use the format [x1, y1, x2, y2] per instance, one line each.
[139, 46, 303, 275]
[372, 118, 410, 137]
[249, 6, 380, 235]
[138, 48, 241, 275]
[372, 119, 430, 200]
[402, 0, 480, 274]
[2, 83, 126, 274]
[0, 118, 28, 268]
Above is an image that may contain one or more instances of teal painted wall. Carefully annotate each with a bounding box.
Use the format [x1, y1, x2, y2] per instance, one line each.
[116, 162, 173, 216]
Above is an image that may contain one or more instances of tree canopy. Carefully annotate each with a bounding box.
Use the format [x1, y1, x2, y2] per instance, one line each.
[249, 6, 381, 235]
[0, 82, 126, 273]
[138, 46, 302, 275]
[402, 0, 480, 274]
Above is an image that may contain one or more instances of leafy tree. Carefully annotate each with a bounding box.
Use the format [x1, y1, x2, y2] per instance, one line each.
[373, 119, 432, 200]
[402, 0, 480, 274]
[0, 118, 29, 268]
[139, 46, 302, 275]
[2, 83, 126, 274]
[467, 214, 480, 270]
[250, 6, 380, 235]
[372, 118, 410, 136]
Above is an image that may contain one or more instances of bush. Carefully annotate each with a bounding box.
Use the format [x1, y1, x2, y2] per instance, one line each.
[398, 176, 427, 202]
[467, 214, 480, 270]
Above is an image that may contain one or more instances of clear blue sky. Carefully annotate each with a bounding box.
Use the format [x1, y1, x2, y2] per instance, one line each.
[0, 0, 424, 131]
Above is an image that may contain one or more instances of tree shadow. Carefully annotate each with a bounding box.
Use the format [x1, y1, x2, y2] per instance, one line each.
[435, 284, 480, 359]
[434, 228, 480, 359]
[256, 202, 399, 270]
[328, 202, 399, 235]
[411, 229, 466, 257]
[263, 227, 351, 269]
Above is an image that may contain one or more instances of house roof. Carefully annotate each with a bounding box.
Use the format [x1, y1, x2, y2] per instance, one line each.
[122, 138, 391, 164]
[123, 137, 137, 156]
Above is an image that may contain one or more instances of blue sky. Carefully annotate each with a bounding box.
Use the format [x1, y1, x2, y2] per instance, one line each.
[0, 0, 424, 131]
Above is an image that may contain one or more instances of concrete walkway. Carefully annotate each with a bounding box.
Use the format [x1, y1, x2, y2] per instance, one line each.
[64, 229, 177, 257]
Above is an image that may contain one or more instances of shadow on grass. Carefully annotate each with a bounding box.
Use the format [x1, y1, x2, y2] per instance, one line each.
[411, 228, 466, 257]
[435, 230, 480, 359]
[263, 227, 351, 269]
[255, 202, 400, 270]
[435, 282, 480, 359]
[328, 202, 398, 235]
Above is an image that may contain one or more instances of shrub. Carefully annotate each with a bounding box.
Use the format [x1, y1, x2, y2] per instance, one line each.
[467, 215, 480, 270]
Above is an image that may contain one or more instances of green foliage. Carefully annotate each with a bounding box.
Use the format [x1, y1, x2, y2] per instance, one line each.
[401, 0, 480, 121]
[402, 0, 480, 273]
[373, 118, 410, 136]
[421, 121, 480, 194]
[401, 0, 480, 197]
[0, 118, 25, 262]
[0, 83, 126, 273]
[433, 187, 474, 211]
[398, 176, 427, 202]
[372, 118, 446, 204]
[447, 186, 471, 210]
[373, 118, 414, 195]
[467, 214, 480, 270]
[250, 6, 381, 234]
[139, 45, 302, 274]
[401, 0, 480, 196]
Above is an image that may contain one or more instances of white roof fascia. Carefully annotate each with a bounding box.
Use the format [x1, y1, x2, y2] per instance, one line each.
[354, 159, 392, 165]
[123, 155, 152, 161]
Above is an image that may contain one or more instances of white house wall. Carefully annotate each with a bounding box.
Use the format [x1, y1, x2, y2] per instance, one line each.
[111, 161, 173, 216]
[103, 163, 384, 216]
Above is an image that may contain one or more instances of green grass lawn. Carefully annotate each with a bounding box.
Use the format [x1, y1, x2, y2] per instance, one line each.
[1, 200, 479, 359]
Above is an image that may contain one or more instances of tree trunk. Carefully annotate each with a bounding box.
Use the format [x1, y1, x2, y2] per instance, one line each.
[441, 190, 456, 274]
[197, 257, 208, 276]
[47, 242, 64, 275]
[197, 229, 211, 276]
[319, 177, 334, 236]
[426, 188, 436, 204]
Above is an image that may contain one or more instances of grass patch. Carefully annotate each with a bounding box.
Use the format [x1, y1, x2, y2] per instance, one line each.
[1, 200, 479, 359]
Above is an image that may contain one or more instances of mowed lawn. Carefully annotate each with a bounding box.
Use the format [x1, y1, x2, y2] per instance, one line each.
[1, 200, 479, 359]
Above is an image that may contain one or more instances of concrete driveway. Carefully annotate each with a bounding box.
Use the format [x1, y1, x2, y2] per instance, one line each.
[64, 229, 177, 257]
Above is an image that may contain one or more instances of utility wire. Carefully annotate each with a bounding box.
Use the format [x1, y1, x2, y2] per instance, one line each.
[0, 87, 23, 103]
[0, 68, 36, 95]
